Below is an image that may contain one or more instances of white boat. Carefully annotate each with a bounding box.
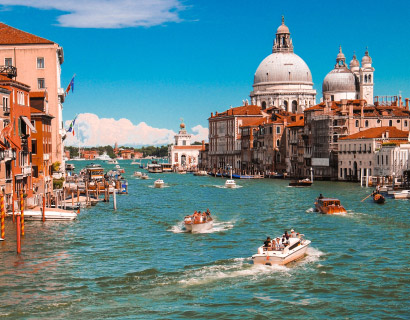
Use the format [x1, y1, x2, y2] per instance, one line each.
[96, 152, 111, 161]
[115, 164, 120, 169]
[7, 208, 77, 221]
[107, 159, 118, 164]
[193, 170, 208, 176]
[133, 171, 142, 177]
[148, 164, 162, 173]
[141, 173, 149, 180]
[184, 211, 213, 233]
[154, 179, 164, 188]
[131, 160, 141, 165]
[252, 235, 311, 266]
[393, 190, 410, 199]
[225, 179, 237, 188]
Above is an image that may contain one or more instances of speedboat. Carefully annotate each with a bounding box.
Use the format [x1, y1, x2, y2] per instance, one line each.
[133, 171, 142, 177]
[252, 234, 311, 265]
[314, 197, 347, 214]
[154, 179, 165, 188]
[393, 190, 410, 199]
[373, 193, 385, 204]
[184, 211, 213, 233]
[225, 180, 236, 188]
[7, 208, 78, 221]
[289, 178, 312, 187]
[141, 173, 149, 180]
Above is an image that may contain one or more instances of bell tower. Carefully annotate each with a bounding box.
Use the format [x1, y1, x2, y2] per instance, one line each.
[359, 48, 374, 105]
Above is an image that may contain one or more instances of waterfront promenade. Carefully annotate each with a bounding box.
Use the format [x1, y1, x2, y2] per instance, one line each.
[0, 160, 409, 319]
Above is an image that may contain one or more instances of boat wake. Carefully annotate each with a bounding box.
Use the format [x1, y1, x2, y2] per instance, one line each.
[306, 207, 314, 213]
[168, 219, 235, 234]
[148, 185, 170, 188]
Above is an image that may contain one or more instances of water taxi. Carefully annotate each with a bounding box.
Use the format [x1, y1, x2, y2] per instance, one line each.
[225, 180, 236, 188]
[184, 210, 213, 233]
[161, 163, 173, 172]
[148, 164, 162, 173]
[154, 179, 165, 188]
[314, 197, 347, 214]
[289, 178, 312, 187]
[252, 234, 311, 265]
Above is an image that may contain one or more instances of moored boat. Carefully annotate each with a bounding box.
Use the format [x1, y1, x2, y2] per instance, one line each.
[289, 178, 312, 187]
[7, 208, 78, 221]
[314, 197, 347, 214]
[252, 233, 311, 265]
[154, 179, 165, 188]
[225, 179, 236, 188]
[184, 210, 213, 233]
[193, 170, 208, 176]
[393, 190, 410, 199]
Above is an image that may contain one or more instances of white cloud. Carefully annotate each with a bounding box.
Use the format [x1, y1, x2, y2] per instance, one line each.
[0, 0, 185, 28]
[64, 113, 208, 147]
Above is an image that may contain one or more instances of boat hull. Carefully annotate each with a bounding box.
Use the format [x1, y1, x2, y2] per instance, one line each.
[154, 182, 164, 188]
[184, 221, 213, 233]
[373, 194, 385, 203]
[252, 240, 310, 265]
[7, 210, 77, 221]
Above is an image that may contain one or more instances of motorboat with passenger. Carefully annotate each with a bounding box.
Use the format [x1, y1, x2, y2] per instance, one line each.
[225, 179, 237, 188]
[314, 197, 347, 214]
[154, 179, 165, 188]
[184, 210, 213, 233]
[289, 178, 312, 187]
[133, 171, 142, 177]
[252, 233, 311, 265]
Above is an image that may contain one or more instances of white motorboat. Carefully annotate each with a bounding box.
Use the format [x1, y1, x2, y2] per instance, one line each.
[133, 171, 142, 177]
[184, 211, 213, 233]
[193, 170, 208, 176]
[393, 190, 410, 199]
[252, 235, 311, 266]
[96, 152, 111, 161]
[141, 173, 149, 180]
[154, 179, 165, 188]
[225, 179, 237, 188]
[107, 159, 118, 164]
[7, 208, 77, 221]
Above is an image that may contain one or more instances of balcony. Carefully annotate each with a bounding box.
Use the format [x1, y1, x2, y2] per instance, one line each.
[43, 153, 50, 161]
[22, 166, 32, 176]
[0, 65, 17, 78]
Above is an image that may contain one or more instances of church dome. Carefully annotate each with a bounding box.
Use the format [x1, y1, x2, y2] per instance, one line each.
[349, 53, 359, 68]
[254, 52, 313, 85]
[361, 48, 372, 66]
[322, 68, 358, 93]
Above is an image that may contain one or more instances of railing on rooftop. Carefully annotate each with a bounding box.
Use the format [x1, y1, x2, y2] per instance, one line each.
[0, 65, 17, 78]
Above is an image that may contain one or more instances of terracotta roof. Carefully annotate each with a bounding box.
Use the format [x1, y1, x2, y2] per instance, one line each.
[340, 126, 409, 140]
[240, 118, 266, 128]
[0, 74, 30, 89]
[0, 23, 54, 45]
[212, 105, 262, 118]
[286, 118, 304, 127]
[30, 91, 47, 98]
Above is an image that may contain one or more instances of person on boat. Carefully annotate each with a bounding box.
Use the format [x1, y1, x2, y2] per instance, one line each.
[263, 237, 272, 250]
[274, 237, 282, 251]
[284, 231, 290, 240]
[206, 209, 211, 216]
[376, 184, 380, 194]
[318, 194, 324, 199]
[290, 229, 296, 237]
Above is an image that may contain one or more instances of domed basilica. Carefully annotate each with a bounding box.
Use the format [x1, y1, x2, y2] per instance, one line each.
[250, 16, 316, 113]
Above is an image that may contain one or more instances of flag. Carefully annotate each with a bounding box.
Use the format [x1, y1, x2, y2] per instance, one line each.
[65, 75, 75, 96]
[67, 115, 77, 135]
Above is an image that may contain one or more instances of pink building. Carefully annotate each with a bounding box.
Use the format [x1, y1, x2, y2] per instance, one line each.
[0, 23, 65, 167]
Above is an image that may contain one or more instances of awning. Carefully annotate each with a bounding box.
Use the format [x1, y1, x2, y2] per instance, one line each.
[21, 116, 37, 133]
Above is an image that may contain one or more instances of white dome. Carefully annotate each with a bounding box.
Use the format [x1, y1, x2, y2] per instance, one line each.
[254, 52, 313, 85]
[322, 68, 358, 93]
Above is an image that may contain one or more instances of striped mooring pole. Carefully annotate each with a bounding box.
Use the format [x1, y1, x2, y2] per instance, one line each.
[20, 191, 24, 236]
[1, 193, 5, 239]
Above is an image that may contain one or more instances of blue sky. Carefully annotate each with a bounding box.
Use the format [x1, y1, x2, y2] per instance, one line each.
[0, 0, 409, 146]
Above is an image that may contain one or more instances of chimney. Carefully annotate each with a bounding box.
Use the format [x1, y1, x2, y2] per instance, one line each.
[406, 98, 409, 110]
[211, 112, 213, 117]
[202, 140, 205, 150]
[399, 95, 402, 107]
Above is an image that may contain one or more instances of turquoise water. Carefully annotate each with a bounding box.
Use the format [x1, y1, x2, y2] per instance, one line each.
[0, 160, 409, 319]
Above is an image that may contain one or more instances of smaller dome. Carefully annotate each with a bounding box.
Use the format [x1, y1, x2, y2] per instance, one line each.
[361, 48, 372, 65]
[277, 15, 289, 34]
[323, 68, 359, 93]
[349, 53, 359, 68]
[336, 45, 345, 61]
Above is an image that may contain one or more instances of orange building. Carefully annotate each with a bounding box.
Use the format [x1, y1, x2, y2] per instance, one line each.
[81, 150, 99, 160]
[121, 149, 133, 159]
[0, 71, 35, 206]
[30, 91, 53, 196]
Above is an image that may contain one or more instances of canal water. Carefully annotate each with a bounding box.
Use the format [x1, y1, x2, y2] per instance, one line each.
[0, 160, 409, 319]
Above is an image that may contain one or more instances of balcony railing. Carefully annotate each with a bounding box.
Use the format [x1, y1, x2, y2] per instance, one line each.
[0, 65, 17, 78]
[22, 166, 32, 176]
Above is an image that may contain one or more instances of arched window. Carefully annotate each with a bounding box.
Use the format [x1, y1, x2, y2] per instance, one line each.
[405, 120, 408, 127]
[262, 101, 267, 110]
[368, 75, 372, 83]
[292, 100, 297, 113]
[355, 120, 359, 127]
[364, 75, 368, 83]
[365, 120, 369, 127]
[389, 120, 392, 126]
[284, 100, 288, 111]
[276, 139, 280, 147]
[333, 133, 338, 143]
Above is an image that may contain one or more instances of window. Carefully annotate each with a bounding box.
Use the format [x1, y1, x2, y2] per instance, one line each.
[365, 120, 369, 127]
[2, 96, 9, 112]
[31, 120, 35, 128]
[355, 120, 359, 127]
[31, 139, 37, 154]
[405, 120, 408, 127]
[5, 58, 12, 66]
[182, 140, 186, 146]
[38, 78, 45, 89]
[331, 95, 334, 101]
[32, 166, 38, 178]
[389, 120, 392, 126]
[276, 139, 280, 147]
[269, 127, 272, 134]
[37, 57, 44, 69]
[397, 120, 400, 123]
[276, 127, 280, 134]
